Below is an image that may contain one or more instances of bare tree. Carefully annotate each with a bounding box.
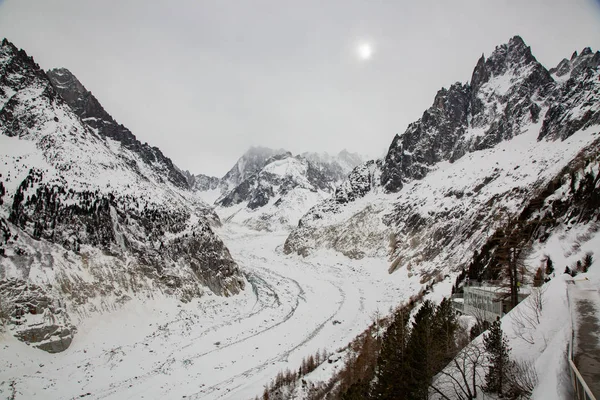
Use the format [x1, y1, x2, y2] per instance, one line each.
[505, 359, 538, 399]
[467, 306, 492, 340]
[493, 218, 538, 309]
[511, 286, 546, 346]
[430, 342, 487, 400]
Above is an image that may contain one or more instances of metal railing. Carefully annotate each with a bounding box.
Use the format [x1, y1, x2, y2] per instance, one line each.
[568, 335, 596, 400]
[566, 283, 597, 400]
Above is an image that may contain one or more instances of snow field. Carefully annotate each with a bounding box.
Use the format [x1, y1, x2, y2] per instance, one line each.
[0, 224, 429, 400]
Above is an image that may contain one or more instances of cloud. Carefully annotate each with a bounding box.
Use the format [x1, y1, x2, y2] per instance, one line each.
[1, 0, 599, 176]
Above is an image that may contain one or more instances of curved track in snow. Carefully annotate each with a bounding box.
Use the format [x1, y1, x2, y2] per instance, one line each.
[0, 226, 422, 400]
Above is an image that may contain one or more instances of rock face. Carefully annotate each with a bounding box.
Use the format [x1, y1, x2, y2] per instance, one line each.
[0, 39, 245, 352]
[1, 278, 75, 353]
[380, 36, 555, 193]
[185, 172, 220, 192]
[212, 149, 363, 231]
[219, 147, 290, 193]
[285, 36, 600, 275]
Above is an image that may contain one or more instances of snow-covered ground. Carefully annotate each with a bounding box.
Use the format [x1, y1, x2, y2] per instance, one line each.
[0, 224, 432, 400]
[430, 222, 600, 400]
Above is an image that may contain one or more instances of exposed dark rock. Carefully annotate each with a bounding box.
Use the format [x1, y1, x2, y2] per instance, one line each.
[184, 172, 220, 192]
[380, 36, 555, 194]
[0, 278, 75, 353]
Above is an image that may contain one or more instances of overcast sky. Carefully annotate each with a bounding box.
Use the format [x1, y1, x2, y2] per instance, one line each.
[1, 0, 599, 176]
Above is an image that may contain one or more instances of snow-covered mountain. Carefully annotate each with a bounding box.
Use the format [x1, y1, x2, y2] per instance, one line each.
[0, 39, 245, 352]
[202, 148, 363, 231]
[46, 68, 190, 190]
[0, 34, 598, 400]
[285, 36, 600, 277]
[184, 146, 290, 205]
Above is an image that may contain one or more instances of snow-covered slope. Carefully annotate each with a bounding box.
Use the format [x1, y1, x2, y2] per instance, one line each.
[214, 150, 363, 231]
[0, 39, 245, 352]
[46, 68, 190, 190]
[285, 36, 600, 279]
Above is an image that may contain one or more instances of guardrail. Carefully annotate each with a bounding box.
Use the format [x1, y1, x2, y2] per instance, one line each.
[566, 282, 597, 400]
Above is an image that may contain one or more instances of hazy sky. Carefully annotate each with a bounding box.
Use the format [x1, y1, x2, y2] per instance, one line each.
[1, 0, 600, 176]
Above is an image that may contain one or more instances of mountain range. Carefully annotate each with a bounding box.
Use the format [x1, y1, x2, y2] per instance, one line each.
[0, 33, 599, 400]
[285, 36, 600, 270]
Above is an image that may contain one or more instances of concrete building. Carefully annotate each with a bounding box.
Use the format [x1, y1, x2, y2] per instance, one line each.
[454, 284, 529, 323]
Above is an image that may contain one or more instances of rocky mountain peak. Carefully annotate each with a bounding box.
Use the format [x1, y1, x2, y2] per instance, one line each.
[550, 47, 600, 81]
[46, 67, 189, 189]
[540, 46, 600, 141]
[1, 38, 33, 65]
[210, 148, 364, 231]
[336, 149, 364, 171]
[379, 36, 556, 193]
[1, 39, 53, 114]
[290, 36, 599, 261]
[285, 37, 600, 270]
[485, 35, 536, 75]
[470, 54, 489, 93]
[221, 146, 289, 191]
[45, 68, 88, 113]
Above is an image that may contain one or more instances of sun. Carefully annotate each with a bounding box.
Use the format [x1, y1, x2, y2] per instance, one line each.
[357, 43, 373, 61]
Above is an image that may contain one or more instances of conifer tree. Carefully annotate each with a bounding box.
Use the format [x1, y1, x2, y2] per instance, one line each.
[483, 320, 510, 396]
[342, 379, 371, 400]
[432, 298, 459, 367]
[372, 308, 410, 399]
[545, 255, 554, 275]
[406, 300, 437, 399]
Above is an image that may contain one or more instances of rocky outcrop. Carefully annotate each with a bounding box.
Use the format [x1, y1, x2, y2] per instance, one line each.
[1, 278, 75, 353]
[186, 172, 220, 192]
[219, 147, 289, 192]
[539, 48, 600, 141]
[380, 36, 554, 193]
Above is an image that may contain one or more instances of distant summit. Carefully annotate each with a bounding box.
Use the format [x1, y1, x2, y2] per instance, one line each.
[188, 146, 364, 231]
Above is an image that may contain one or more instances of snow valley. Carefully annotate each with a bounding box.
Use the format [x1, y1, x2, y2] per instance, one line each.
[1, 34, 600, 400]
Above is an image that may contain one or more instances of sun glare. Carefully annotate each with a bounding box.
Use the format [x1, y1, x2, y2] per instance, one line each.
[357, 43, 373, 60]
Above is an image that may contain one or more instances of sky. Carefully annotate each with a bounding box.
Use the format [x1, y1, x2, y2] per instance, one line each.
[1, 1, 600, 176]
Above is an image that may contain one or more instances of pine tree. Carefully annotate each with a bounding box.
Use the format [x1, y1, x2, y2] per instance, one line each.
[342, 379, 371, 400]
[583, 252, 593, 272]
[432, 298, 459, 367]
[371, 308, 410, 399]
[483, 320, 511, 396]
[406, 300, 437, 400]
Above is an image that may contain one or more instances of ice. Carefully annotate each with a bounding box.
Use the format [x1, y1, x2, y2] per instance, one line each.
[0, 223, 431, 399]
